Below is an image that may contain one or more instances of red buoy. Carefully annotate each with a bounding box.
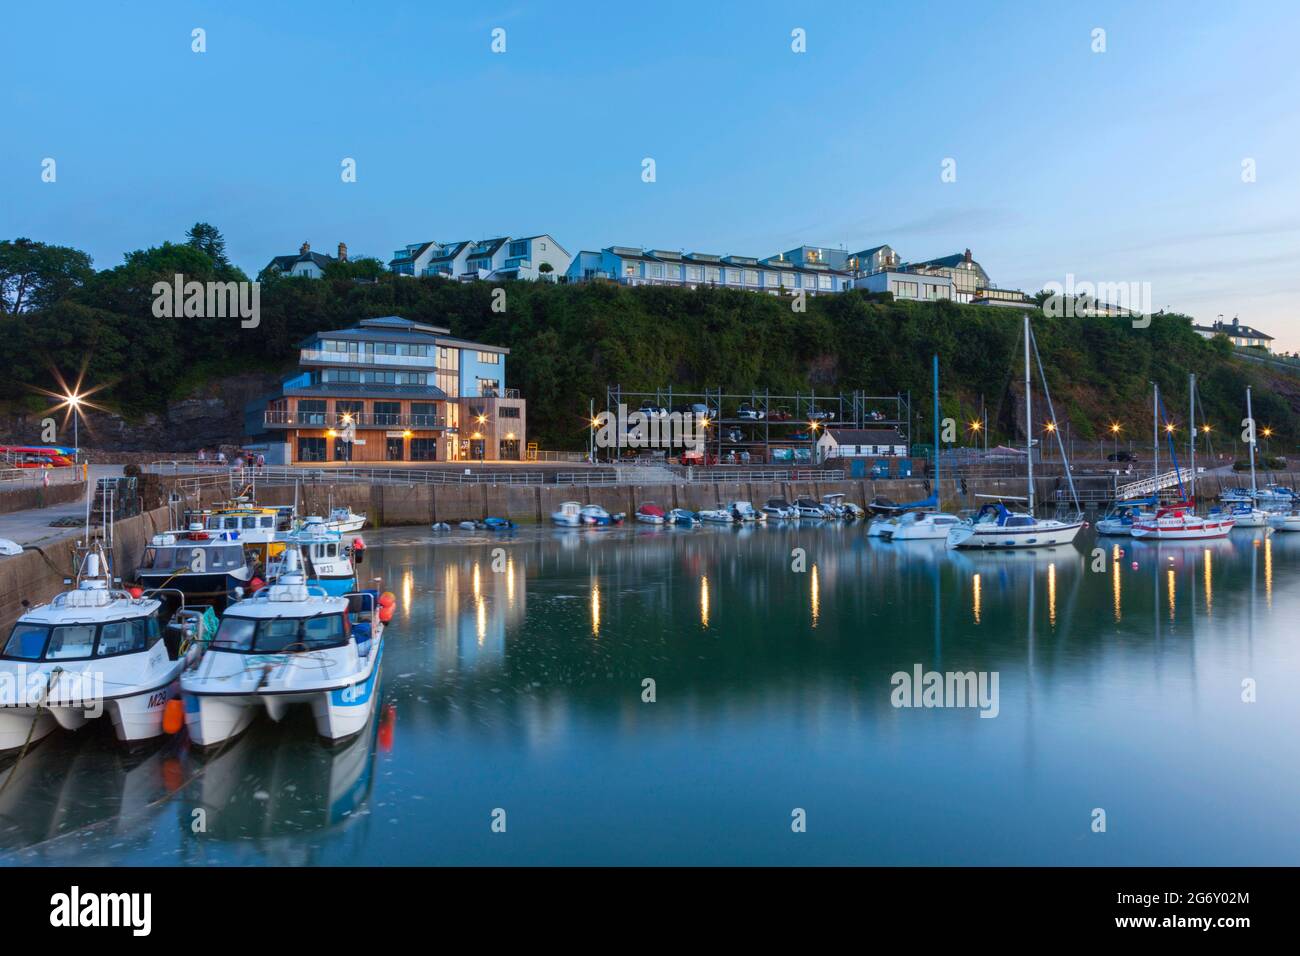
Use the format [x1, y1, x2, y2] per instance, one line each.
[378, 591, 396, 608]
[127, 586, 144, 599]
[162, 698, 185, 735]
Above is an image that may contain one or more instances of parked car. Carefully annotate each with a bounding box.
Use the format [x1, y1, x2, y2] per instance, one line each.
[736, 403, 765, 421]
[1107, 451, 1137, 462]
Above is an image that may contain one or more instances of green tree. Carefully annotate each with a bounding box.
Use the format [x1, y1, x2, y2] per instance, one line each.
[0, 238, 94, 314]
[184, 222, 230, 268]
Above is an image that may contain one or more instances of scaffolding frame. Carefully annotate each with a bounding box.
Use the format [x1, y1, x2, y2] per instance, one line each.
[602, 385, 911, 464]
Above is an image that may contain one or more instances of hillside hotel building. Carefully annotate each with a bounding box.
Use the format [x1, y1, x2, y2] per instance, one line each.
[259, 316, 525, 463]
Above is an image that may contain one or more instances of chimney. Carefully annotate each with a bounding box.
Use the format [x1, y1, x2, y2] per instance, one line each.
[337, 242, 348, 262]
[964, 248, 972, 263]
[300, 241, 311, 255]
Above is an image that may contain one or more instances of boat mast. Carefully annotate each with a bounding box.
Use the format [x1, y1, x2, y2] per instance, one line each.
[932, 354, 940, 492]
[1152, 383, 1159, 487]
[1189, 373, 1196, 503]
[1246, 385, 1258, 498]
[1024, 314, 1034, 515]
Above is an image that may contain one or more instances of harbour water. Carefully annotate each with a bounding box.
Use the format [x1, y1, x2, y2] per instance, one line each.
[3, 523, 1299, 865]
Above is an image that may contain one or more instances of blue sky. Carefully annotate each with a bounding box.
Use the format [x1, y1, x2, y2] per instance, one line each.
[4, 0, 1299, 347]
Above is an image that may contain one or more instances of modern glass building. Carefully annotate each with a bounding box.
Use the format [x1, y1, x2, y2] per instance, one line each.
[259, 316, 525, 463]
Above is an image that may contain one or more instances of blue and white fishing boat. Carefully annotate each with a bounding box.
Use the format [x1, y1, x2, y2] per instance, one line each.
[551, 501, 583, 527]
[666, 508, 699, 526]
[181, 547, 385, 747]
[267, 523, 361, 597]
[580, 504, 623, 526]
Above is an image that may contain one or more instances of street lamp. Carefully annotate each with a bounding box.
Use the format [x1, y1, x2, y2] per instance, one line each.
[64, 392, 83, 466]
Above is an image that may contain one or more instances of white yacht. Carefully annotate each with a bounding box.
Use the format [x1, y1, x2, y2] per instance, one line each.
[948, 317, 1084, 550]
[881, 511, 963, 541]
[180, 548, 385, 747]
[0, 548, 209, 751]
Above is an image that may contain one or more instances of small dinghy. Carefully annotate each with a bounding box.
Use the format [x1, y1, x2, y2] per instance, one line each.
[180, 547, 388, 747]
[698, 507, 736, 524]
[481, 517, 516, 531]
[636, 504, 667, 524]
[0, 547, 210, 751]
[666, 508, 699, 526]
[1095, 499, 1157, 536]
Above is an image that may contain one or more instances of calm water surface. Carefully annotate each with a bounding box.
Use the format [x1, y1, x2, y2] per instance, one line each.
[3, 523, 1299, 865]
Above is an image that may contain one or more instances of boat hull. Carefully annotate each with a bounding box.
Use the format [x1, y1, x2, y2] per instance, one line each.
[948, 521, 1084, 549]
[183, 637, 384, 748]
[1130, 519, 1234, 539]
[0, 672, 181, 751]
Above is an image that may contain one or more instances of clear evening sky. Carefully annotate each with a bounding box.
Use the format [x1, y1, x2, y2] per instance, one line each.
[3, 1, 1298, 348]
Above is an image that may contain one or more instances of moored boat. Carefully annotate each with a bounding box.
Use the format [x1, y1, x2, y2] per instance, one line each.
[580, 505, 623, 526]
[666, 508, 699, 526]
[761, 497, 797, 519]
[882, 510, 962, 541]
[1266, 509, 1300, 532]
[1095, 498, 1157, 536]
[1130, 505, 1233, 539]
[180, 547, 387, 747]
[551, 500, 583, 527]
[0, 547, 211, 751]
[636, 503, 667, 524]
[728, 501, 765, 522]
[698, 507, 736, 524]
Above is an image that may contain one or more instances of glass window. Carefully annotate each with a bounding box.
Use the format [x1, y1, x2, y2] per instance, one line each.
[302, 614, 346, 649]
[3, 623, 49, 660]
[97, 618, 149, 657]
[213, 616, 256, 651]
[256, 618, 301, 653]
[46, 624, 97, 660]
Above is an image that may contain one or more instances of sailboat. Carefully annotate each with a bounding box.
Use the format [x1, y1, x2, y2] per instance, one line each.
[1223, 385, 1270, 528]
[947, 315, 1085, 549]
[1130, 374, 1233, 539]
[870, 354, 959, 539]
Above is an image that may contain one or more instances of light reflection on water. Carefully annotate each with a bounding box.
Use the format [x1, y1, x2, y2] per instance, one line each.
[3, 523, 1299, 866]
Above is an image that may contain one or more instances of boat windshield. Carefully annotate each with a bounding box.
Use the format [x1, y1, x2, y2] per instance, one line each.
[211, 613, 349, 653]
[141, 545, 245, 572]
[1, 615, 158, 662]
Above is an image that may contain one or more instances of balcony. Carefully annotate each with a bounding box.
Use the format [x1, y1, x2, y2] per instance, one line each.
[300, 348, 436, 368]
[264, 410, 447, 429]
[479, 387, 522, 399]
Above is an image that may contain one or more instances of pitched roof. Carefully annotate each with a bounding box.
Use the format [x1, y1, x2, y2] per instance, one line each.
[266, 250, 336, 272]
[823, 428, 908, 444]
[1193, 321, 1273, 341]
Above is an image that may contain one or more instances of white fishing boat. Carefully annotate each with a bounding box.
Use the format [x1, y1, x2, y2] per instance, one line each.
[728, 501, 765, 522]
[322, 506, 366, 534]
[948, 319, 1085, 550]
[0, 547, 210, 751]
[551, 500, 583, 527]
[1255, 484, 1296, 505]
[180, 547, 386, 747]
[698, 507, 737, 524]
[1131, 505, 1233, 539]
[882, 511, 962, 541]
[267, 523, 361, 597]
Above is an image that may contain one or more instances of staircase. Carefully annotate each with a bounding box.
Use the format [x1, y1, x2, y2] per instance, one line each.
[1117, 468, 1191, 500]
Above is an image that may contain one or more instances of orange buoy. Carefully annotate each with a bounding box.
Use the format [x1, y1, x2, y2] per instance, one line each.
[378, 605, 394, 624]
[162, 698, 185, 735]
[378, 591, 396, 608]
[127, 586, 144, 599]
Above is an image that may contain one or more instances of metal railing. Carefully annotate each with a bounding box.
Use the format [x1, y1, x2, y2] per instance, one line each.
[1117, 468, 1193, 499]
[263, 410, 447, 428]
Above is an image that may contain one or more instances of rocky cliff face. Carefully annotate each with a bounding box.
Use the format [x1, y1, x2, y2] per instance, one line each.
[0, 372, 282, 452]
